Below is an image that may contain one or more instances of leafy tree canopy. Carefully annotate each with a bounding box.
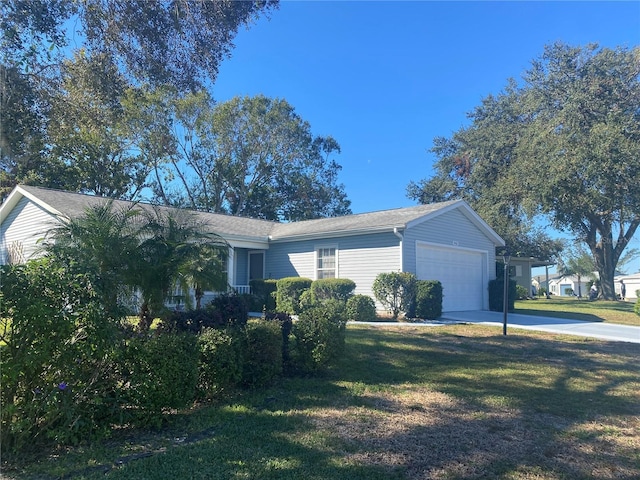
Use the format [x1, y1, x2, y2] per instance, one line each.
[408, 43, 640, 299]
[1, 0, 278, 90]
[0, 0, 278, 199]
[147, 93, 352, 221]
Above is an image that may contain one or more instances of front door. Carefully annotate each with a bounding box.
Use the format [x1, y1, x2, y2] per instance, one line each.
[249, 251, 265, 281]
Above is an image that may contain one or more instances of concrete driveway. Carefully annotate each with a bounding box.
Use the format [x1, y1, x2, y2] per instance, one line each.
[441, 310, 640, 344]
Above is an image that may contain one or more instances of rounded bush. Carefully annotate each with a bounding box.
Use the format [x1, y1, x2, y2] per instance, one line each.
[291, 301, 346, 373]
[345, 294, 376, 322]
[276, 277, 312, 314]
[310, 278, 356, 303]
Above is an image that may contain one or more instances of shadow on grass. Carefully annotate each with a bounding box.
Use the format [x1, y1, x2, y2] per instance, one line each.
[515, 307, 606, 323]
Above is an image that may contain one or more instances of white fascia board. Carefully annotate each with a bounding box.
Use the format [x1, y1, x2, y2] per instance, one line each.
[268, 225, 400, 243]
[225, 235, 270, 250]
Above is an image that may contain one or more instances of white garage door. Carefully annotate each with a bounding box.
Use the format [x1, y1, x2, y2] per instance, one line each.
[416, 244, 484, 312]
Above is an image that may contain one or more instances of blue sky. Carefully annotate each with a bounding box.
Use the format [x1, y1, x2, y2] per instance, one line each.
[212, 1, 640, 273]
[213, 1, 639, 215]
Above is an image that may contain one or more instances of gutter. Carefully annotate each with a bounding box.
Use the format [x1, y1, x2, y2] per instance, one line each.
[393, 227, 404, 271]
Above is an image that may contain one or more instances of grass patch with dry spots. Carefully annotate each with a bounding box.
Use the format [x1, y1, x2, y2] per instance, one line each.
[4, 325, 639, 479]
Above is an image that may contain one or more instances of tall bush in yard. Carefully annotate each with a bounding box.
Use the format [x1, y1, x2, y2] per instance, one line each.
[241, 320, 283, 388]
[291, 301, 347, 373]
[275, 277, 312, 314]
[372, 272, 417, 319]
[197, 328, 243, 399]
[0, 259, 123, 453]
[415, 280, 443, 320]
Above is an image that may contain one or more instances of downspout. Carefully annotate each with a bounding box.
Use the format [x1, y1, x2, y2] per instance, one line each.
[393, 227, 404, 271]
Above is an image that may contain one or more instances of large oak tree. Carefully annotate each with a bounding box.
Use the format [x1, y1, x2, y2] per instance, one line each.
[409, 43, 639, 299]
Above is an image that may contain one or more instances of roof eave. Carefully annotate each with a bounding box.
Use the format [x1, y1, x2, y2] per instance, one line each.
[269, 225, 403, 243]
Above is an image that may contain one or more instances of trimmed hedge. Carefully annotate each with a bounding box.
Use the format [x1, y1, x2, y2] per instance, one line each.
[119, 333, 199, 427]
[241, 320, 283, 388]
[310, 278, 356, 303]
[291, 301, 346, 373]
[489, 278, 517, 312]
[415, 280, 443, 320]
[249, 279, 278, 312]
[196, 328, 242, 399]
[276, 277, 312, 314]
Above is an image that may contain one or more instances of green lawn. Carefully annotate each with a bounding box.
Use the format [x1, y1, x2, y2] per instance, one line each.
[515, 297, 639, 326]
[6, 324, 639, 480]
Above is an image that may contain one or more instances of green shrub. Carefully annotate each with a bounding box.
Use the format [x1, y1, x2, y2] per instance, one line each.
[275, 277, 312, 314]
[634, 290, 640, 316]
[241, 320, 283, 387]
[0, 260, 123, 453]
[298, 288, 315, 310]
[415, 280, 443, 320]
[208, 293, 249, 327]
[160, 308, 224, 333]
[249, 279, 277, 312]
[345, 294, 377, 322]
[119, 333, 198, 427]
[516, 284, 529, 300]
[310, 278, 356, 303]
[291, 300, 346, 373]
[488, 278, 516, 312]
[196, 328, 242, 400]
[372, 272, 417, 319]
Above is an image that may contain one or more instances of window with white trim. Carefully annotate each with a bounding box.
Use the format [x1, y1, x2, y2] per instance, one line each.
[316, 247, 337, 279]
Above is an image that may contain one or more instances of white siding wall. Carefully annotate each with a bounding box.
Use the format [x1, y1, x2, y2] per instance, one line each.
[0, 197, 60, 264]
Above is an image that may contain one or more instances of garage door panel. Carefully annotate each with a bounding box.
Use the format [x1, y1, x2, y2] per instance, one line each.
[416, 245, 483, 312]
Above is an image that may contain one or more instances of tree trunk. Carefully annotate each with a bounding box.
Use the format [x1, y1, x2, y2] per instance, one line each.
[588, 227, 617, 300]
[138, 301, 153, 332]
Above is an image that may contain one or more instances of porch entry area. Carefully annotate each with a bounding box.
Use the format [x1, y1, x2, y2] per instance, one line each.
[230, 250, 264, 294]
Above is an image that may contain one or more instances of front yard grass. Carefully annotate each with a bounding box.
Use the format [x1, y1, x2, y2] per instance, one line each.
[515, 297, 639, 326]
[5, 324, 639, 480]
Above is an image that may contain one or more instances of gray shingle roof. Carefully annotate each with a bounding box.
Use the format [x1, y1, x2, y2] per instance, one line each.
[15, 186, 461, 241]
[268, 201, 460, 240]
[18, 186, 276, 239]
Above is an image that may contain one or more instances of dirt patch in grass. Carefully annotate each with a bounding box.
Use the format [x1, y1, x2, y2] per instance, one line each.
[309, 384, 639, 479]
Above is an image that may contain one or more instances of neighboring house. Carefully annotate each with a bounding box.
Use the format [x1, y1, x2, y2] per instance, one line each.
[0, 185, 505, 312]
[509, 257, 555, 297]
[548, 274, 591, 297]
[615, 273, 640, 301]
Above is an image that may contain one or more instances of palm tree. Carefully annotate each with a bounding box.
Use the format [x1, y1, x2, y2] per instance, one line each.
[176, 244, 228, 310]
[132, 207, 228, 330]
[557, 244, 597, 299]
[43, 200, 142, 319]
[45, 201, 229, 330]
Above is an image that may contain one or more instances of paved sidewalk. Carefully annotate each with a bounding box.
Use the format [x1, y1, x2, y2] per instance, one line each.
[441, 310, 640, 344]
